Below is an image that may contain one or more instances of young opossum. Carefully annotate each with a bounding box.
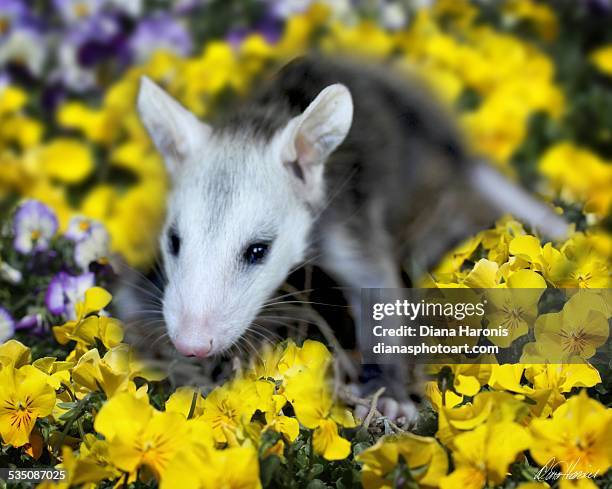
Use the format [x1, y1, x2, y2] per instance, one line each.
[134, 56, 567, 413]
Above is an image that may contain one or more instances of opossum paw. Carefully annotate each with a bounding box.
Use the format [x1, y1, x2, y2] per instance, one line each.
[354, 396, 419, 427]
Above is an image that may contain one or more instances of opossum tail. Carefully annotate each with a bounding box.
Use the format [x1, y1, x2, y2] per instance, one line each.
[468, 162, 569, 241]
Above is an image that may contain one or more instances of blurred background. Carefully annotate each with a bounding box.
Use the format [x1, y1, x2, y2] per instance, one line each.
[1, 0, 611, 270]
[0, 5, 610, 485]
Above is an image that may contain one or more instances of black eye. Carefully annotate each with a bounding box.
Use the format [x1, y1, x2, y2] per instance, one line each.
[168, 229, 181, 256]
[243, 242, 270, 265]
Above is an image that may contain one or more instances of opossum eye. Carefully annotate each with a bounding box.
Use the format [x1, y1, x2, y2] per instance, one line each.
[168, 229, 181, 256]
[243, 242, 270, 265]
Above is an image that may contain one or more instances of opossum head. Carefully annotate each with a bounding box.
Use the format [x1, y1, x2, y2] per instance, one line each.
[137, 76, 353, 357]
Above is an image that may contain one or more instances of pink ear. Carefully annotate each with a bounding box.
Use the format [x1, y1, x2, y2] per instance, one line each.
[137, 76, 211, 178]
[282, 84, 353, 203]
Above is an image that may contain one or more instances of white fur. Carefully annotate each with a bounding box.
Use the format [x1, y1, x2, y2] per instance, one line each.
[137, 76, 211, 176]
[137, 80, 353, 357]
[281, 84, 353, 205]
[469, 163, 569, 240]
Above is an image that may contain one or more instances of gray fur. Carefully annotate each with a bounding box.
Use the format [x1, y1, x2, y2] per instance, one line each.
[218, 56, 485, 274]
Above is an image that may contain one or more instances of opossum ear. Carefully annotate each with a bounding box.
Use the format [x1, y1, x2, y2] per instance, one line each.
[137, 76, 211, 178]
[282, 84, 353, 203]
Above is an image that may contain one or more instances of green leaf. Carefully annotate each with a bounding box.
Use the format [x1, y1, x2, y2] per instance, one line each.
[306, 480, 329, 489]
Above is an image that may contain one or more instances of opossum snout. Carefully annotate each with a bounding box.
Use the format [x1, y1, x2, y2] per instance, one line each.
[173, 337, 214, 358]
[171, 314, 215, 357]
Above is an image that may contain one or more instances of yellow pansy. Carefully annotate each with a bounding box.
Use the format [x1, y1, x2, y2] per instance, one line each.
[105, 180, 167, 268]
[239, 34, 274, 76]
[539, 142, 612, 219]
[530, 391, 611, 477]
[0, 85, 27, 114]
[275, 4, 330, 58]
[560, 233, 611, 288]
[430, 363, 493, 397]
[485, 270, 546, 347]
[526, 363, 601, 416]
[38, 138, 95, 184]
[0, 339, 31, 368]
[430, 235, 481, 283]
[503, 0, 558, 41]
[463, 258, 501, 288]
[357, 433, 449, 489]
[0, 114, 43, 148]
[504, 0, 559, 41]
[437, 390, 527, 447]
[162, 444, 261, 489]
[249, 338, 332, 384]
[53, 287, 119, 353]
[32, 357, 73, 390]
[489, 362, 601, 417]
[72, 343, 162, 398]
[263, 394, 300, 443]
[322, 21, 395, 58]
[37, 444, 118, 489]
[480, 216, 526, 265]
[57, 102, 119, 146]
[165, 386, 204, 418]
[94, 392, 188, 480]
[424, 381, 463, 411]
[277, 339, 332, 378]
[462, 95, 528, 164]
[440, 419, 531, 489]
[535, 290, 609, 361]
[591, 45, 612, 76]
[200, 378, 275, 445]
[284, 368, 355, 460]
[0, 364, 56, 447]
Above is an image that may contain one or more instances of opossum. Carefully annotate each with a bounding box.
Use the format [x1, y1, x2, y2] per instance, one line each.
[133, 56, 567, 418]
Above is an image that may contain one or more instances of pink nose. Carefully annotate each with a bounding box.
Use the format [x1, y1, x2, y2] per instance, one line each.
[173, 338, 213, 358]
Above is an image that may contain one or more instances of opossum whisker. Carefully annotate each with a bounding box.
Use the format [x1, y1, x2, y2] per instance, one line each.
[250, 322, 283, 339]
[117, 277, 164, 305]
[150, 331, 171, 350]
[287, 252, 323, 276]
[239, 333, 260, 361]
[257, 316, 319, 335]
[128, 323, 168, 347]
[116, 262, 166, 298]
[247, 325, 280, 345]
[122, 308, 164, 317]
[262, 300, 350, 309]
[264, 288, 316, 304]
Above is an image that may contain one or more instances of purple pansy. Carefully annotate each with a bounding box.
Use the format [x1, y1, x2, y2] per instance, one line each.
[16, 313, 45, 335]
[53, 0, 106, 24]
[74, 225, 111, 271]
[13, 200, 58, 254]
[0, 307, 15, 342]
[128, 14, 192, 63]
[0, 23, 48, 77]
[54, 13, 126, 92]
[587, 0, 612, 14]
[227, 14, 283, 47]
[107, 0, 143, 17]
[172, 0, 205, 15]
[268, 0, 313, 19]
[46, 271, 95, 319]
[0, 0, 33, 38]
[65, 215, 105, 242]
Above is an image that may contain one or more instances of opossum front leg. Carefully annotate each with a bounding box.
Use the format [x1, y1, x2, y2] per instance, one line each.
[318, 223, 419, 425]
